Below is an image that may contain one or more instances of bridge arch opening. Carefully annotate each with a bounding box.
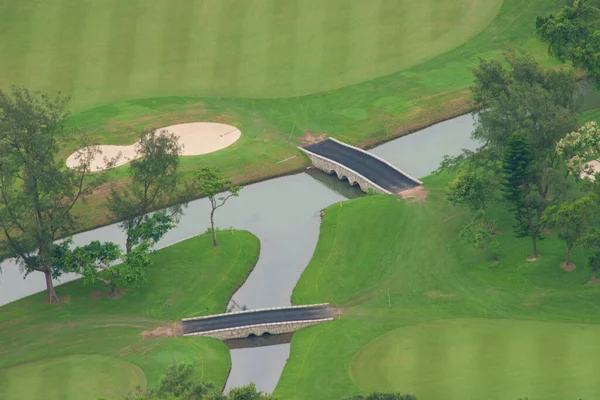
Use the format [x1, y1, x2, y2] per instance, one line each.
[247, 331, 272, 338]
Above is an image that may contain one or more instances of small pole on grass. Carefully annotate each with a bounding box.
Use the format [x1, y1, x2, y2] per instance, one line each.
[387, 288, 391, 312]
[288, 123, 296, 144]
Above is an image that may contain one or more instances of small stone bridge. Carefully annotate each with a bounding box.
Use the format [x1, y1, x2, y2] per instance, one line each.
[182, 303, 333, 340]
[300, 138, 422, 194]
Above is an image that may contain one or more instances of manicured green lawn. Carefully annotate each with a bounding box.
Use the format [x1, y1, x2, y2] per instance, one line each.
[0, 0, 501, 111]
[275, 175, 600, 400]
[0, 230, 260, 400]
[0, 355, 146, 400]
[350, 319, 600, 400]
[57, 0, 568, 232]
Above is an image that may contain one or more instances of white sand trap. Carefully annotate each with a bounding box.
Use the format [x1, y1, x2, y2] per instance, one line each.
[581, 160, 600, 181]
[66, 122, 241, 171]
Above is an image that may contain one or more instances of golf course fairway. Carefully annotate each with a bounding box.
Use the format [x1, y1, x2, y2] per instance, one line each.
[0, 355, 146, 400]
[0, 0, 502, 109]
[350, 319, 600, 400]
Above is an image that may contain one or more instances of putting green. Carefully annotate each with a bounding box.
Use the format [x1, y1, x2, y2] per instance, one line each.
[0, 355, 146, 400]
[0, 0, 502, 110]
[350, 319, 600, 400]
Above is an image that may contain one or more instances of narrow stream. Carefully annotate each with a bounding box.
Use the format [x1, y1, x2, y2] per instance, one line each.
[2, 80, 597, 393]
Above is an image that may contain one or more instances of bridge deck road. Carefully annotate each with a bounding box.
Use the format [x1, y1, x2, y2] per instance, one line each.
[183, 305, 331, 335]
[303, 139, 418, 193]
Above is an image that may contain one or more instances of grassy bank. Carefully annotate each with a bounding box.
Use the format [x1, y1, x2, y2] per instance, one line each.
[2, 0, 567, 233]
[0, 230, 260, 400]
[275, 175, 600, 400]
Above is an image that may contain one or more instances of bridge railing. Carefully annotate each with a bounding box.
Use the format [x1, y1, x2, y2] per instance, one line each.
[182, 302, 330, 322]
[183, 317, 334, 338]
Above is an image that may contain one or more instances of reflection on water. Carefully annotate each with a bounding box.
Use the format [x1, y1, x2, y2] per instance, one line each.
[224, 333, 293, 350]
[581, 80, 600, 112]
[305, 168, 364, 199]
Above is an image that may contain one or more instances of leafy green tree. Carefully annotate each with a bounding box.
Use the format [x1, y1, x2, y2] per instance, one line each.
[0, 87, 105, 303]
[460, 210, 500, 261]
[447, 169, 496, 234]
[56, 239, 121, 292]
[542, 194, 596, 268]
[472, 51, 579, 219]
[155, 363, 215, 399]
[502, 132, 541, 259]
[537, 0, 600, 81]
[556, 121, 600, 178]
[446, 169, 489, 210]
[578, 226, 600, 281]
[63, 212, 173, 295]
[346, 393, 417, 400]
[225, 383, 277, 400]
[196, 167, 242, 246]
[109, 363, 276, 400]
[108, 129, 182, 254]
[586, 250, 600, 282]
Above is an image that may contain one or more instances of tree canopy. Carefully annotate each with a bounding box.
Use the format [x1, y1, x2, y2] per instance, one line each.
[196, 167, 242, 246]
[107, 363, 276, 400]
[537, 0, 600, 81]
[0, 87, 104, 303]
[108, 129, 182, 254]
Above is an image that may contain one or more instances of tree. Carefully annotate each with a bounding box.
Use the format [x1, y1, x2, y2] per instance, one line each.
[578, 225, 600, 281]
[0, 87, 105, 303]
[155, 363, 215, 399]
[460, 210, 500, 262]
[542, 194, 596, 268]
[556, 121, 600, 178]
[225, 384, 277, 400]
[586, 250, 600, 282]
[111, 363, 277, 400]
[108, 129, 182, 254]
[537, 0, 600, 81]
[196, 167, 241, 246]
[472, 51, 580, 220]
[56, 239, 121, 293]
[447, 169, 496, 234]
[62, 212, 174, 295]
[502, 132, 541, 259]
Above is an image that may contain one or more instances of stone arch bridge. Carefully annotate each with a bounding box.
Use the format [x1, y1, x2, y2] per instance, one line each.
[182, 303, 333, 340]
[300, 138, 422, 194]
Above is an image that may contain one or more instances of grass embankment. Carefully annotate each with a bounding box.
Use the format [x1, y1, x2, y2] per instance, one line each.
[0, 0, 567, 231]
[0, 230, 260, 400]
[275, 175, 600, 400]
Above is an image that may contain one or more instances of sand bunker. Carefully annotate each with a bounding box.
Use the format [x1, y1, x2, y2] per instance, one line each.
[581, 160, 600, 181]
[66, 122, 241, 171]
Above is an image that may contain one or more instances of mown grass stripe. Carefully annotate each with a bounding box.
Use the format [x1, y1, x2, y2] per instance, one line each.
[158, 0, 198, 92]
[70, 0, 113, 107]
[51, 0, 89, 96]
[320, 0, 351, 88]
[266, 0, 299, 95]
[210, 0, 250, 97]
[24, 1, 62, 91]
[102, 0, 140, 98]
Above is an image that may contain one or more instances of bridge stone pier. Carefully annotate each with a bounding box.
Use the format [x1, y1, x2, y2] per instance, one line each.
[300, 138, 422, 195]
[306, 152, 379, 193]
[182, 303, 333, 340]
